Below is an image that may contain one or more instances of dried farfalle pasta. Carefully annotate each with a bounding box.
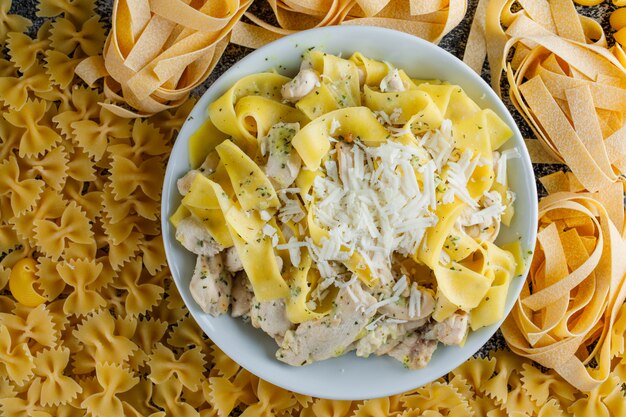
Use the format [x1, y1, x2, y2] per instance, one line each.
[126, 317, 167, 371]
[10, 189, 66, 246]
[0, 304, 57, 348]
[567, 375, 622, 417]
[0, 379, 49, 417]
[153, 377, 200, 417]
[240, 379, 297, 417]
[520, 363, 577, 409]
[37, 0, 96, 24]
[6, 32, 48, 72]
[17, 146, 69, 192]
[71, 107, 131, 161]
[0, 63, 51, 110]
[167, 315, 207, 351]
[61, 179, 102, 222]
[401, 382, 471, 416]
[72, 310, 137, 366]
[300, 398, 354, 417]
[481, 351, 528, 406]
[34, 201, 94, 261]
[206, 372, 257, 417]
[0, 0, 31, 42]
[451, 356, 496, 395]
[52, 86, 102, 139]
[107, 120, 170, 160]
[102, 183, 160, 223]
[44, 50, 82, 89]
[138, 237, 166, 275]
[0, 324, 34, 385]
[56, 259, 106, 315]
[5, 99, 61, 157]
[109, 154, 164, 201]
[112, 257, 163, 316]
[81, 362, 138, 417]
[0, 156, 44, 216]
[148, 343, 205, 392]
[31, 347, 82, 406]
[64, 146, 96, 182]
[49, 16, 105, 56]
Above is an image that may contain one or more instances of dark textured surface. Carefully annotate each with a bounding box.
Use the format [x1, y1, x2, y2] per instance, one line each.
[6, 0, 614, 360]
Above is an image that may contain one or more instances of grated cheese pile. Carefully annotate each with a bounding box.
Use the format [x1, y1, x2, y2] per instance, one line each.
[302, 118, 506, 289]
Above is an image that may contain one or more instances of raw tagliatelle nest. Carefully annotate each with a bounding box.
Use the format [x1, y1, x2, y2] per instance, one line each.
[76, 0, 468, 116]
[464, 0, 626, 192]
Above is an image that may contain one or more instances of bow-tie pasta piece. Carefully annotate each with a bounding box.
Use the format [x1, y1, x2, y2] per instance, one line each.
[126, 317, 168, 371]
[481, 351, 529, 407]
[5, 99, 62, 157]
[44, 50, 82, 89]
[401, 382, 471, 416]
[567, 375, 623, 417]
[149, 99, 196, 142]
[52, 86, 102, 139]
[0, 156, 44, 216]
[0, 63, 51, 110]
[31, 347, 82, 406]
[0, 0, 31, 42]
[71, 107, 131, 162]
[148, 343, 205, 392]
[6, 22, 52, 72]
[73, 310, 138, 367]
[450, 356, 496, 395]
[239, 379, 297, 417]
[167, 315, 208, 353]
[102, 183, 160, 223]
[0, 324, 34, 385]
[56, 259, 106, 316]
[37, 0, 96, 25]
[152, 377, 200, 417]
[109, 155, 164, 201]
[112, 257, 164, 316]
[118, 377, 164, 417]
[49, 16, 105, 57]
[80, 362, 138, 417]
[0, 304, 57, 349]
[61, 179, 102, 222]
[107, 120, 170, 161]
[520, 363, 578, 410]
[300, 398, 354, 417]
[17, 146, 69, 192]
[64, 145, 97, 183]
[139, 237, 166, 276]
[34, 201, 94, 261]
[0, 378, 50, 417]
[10, 189, 66, 247]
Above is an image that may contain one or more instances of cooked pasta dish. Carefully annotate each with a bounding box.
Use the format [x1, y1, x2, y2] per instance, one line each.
[171, 51, 523, 368]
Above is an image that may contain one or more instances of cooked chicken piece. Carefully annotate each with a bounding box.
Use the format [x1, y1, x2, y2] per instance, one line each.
[281, 69, 320, 102]
[380, 68, 405, 93]
[425, 312, 469, 345]
[250, 298, 293, 344]
[224, 247, 243, 273]
[189, 254, 231, 317]
[388, 333, 438, 369]
[264, 122, 302, 188]
[357, 66, 366, 86]
[380, 289, 435, 321]
[356, 322, 403, 358]
[177, 170, 199, 196]
[357, 316, 430, 358]
[231, 271, 253, 318]
[276, 283, 377, 366]
[175, 216, 223, 257]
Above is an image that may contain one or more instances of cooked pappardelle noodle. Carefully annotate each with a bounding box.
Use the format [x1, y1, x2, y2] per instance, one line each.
[172, 51, 524, 368]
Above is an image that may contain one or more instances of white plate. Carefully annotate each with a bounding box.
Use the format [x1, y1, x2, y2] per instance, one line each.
[162, 25, 538, 400]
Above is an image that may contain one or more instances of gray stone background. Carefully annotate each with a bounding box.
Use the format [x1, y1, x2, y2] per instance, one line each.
[6, 0, 617, 356]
